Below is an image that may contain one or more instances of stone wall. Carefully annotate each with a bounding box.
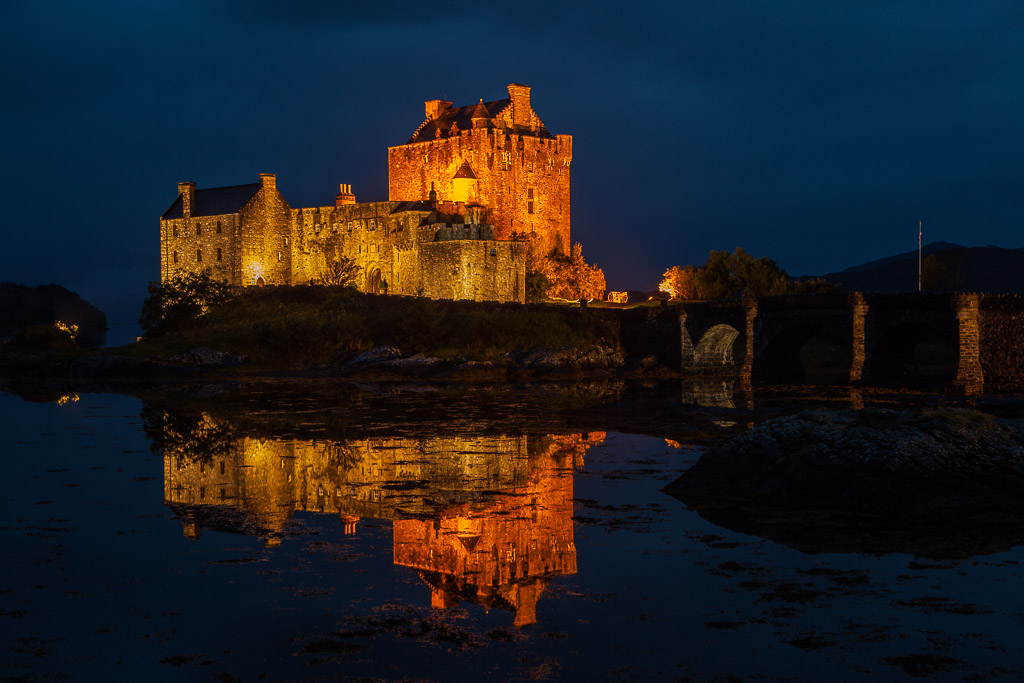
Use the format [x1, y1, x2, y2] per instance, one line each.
[419, 240, 526, 303]
[160, 213, 240, 284]
[238, 175, 293, 286]
[978, 294, 1024, 389]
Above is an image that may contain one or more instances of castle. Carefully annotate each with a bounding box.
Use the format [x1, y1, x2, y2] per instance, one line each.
[159, 84, 572, 304]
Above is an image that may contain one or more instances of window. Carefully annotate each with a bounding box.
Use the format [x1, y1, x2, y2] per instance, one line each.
[173, 251, 179, 264]
[369, 219, 376, 231]
[196, 223, 201, 236]
[528, 201, 534, 214]
[528, 161, 534, 172]
[220, 461, 225, 474]
[283, 236, 288, 246]
[196, 249, 202, 262]
[172, 224, 178, 237]
[347, 221, 353, 232]
[216, 247, 222, 261]
[277, 252, 282, 262]
[527, 188, 534, 199]
[332, 222, 339, 232]
[200, 486, 205, 500]
[216, 221, 222, 234]
[501, 151, 511, 170]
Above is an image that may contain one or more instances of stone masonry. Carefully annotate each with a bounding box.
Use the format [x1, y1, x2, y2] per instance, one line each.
[388, 84, 572, 256]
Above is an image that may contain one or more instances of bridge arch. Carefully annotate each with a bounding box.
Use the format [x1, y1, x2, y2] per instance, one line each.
[867, 321, 957, 383]
[694, 324, 743, 368]
[757, 322, 852, 385]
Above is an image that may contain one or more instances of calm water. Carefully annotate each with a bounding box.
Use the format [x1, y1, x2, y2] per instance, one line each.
[2, 384, 1023, 681]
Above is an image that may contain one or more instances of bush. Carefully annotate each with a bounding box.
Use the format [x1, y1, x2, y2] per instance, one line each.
[12, 322, 78, 351]
[140, 270, 235, 337]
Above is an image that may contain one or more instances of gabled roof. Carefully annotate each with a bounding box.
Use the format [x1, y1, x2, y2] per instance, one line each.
[408, 99, 511, 143]
[453, 162, 477, 180]
[162, 183, 261, 220]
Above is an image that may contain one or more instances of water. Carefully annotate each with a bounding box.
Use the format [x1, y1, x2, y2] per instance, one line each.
[2, 384, 1023, 681]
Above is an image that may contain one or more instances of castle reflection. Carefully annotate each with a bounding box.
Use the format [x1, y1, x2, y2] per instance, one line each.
[159, 411, 603, 626]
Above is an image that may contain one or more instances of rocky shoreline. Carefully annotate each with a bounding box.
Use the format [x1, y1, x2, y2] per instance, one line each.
[0, 343, 675, 383]
[666, 408, 1024, 557]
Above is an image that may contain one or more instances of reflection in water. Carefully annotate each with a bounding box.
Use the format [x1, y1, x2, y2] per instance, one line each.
[159, 410, 603, 626]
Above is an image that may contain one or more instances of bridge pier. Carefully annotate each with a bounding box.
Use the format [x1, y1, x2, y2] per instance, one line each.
[849, 293, 868, 383]
[956, 294, 983, 393]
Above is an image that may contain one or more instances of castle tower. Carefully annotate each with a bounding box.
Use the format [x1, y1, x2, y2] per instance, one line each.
[388, 83, 572, 255]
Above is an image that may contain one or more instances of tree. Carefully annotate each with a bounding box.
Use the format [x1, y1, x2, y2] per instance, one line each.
[319, 256, 362, 287]
[525, 268, 552, 303]
[660, 248, 837, 300]
[139, 269, 234, 337]
[540, 242, 606, 301]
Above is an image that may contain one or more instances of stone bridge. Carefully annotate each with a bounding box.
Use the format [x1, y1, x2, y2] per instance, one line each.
[616, 293, 1024, 391]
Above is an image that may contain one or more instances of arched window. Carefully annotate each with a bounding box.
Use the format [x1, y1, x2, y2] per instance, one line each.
[173, 251, 179, 264]
[196, 249, 202, 262]
[196, 223, 202, 236]
[216, 247, 222, 261]
[216, 221, 222, 234]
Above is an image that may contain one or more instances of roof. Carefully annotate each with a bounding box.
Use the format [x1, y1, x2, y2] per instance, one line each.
[162, 183, 261, 220]
[408, 99, 511, 142]
[453, 162, 477, 180]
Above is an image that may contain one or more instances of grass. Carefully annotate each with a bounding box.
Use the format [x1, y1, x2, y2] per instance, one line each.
[128, 287, 620, 369]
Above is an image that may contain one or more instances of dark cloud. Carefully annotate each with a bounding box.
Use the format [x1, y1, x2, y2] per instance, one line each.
[2, 1, 1023, 325]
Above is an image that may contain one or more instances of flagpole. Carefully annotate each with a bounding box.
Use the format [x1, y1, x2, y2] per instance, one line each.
[918, 220, 922, 292]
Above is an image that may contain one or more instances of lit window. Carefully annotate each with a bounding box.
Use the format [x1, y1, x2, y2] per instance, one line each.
[347, 221, 353, 232]
[196, 249, 202, 262]
[277, 252, 282, 262]
[216, 247, 222, 261]
[283, 236, 288, 246]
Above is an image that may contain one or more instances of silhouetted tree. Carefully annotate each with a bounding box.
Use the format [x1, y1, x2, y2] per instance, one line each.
[139, 269, 234, 337]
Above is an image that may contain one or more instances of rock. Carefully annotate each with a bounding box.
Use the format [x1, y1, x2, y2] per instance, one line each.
[347, 346, 402, 365]
[521, 346, 625, 370]
[665, 408, 1024, 558]
[170, 347, 247, 367]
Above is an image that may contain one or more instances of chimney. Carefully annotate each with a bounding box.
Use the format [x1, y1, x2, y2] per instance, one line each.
[424, 99, 453, 120]
[259, 173, 276, 191]
[335, 183, 356, 207]
[178, 181, 196, 219]
[507, 83, 531, 128]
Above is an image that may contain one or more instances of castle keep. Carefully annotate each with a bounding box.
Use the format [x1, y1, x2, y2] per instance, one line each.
[389, 83, 572, 255]
[160, 83, 571, 304]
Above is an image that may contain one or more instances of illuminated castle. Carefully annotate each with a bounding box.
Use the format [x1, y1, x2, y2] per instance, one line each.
[389, 83, 572, 255]
[158, 84, 572, 304]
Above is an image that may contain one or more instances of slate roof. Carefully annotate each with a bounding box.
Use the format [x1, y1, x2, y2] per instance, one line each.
[162, 183, 261, 220]
[409, 99, 511, 142]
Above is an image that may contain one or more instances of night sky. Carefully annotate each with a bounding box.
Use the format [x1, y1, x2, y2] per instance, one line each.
[3, 1, 1023, 326]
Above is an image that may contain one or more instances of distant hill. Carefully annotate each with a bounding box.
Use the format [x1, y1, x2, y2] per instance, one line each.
[815, 244, 1024, 294]
[0, 283, 108, 347]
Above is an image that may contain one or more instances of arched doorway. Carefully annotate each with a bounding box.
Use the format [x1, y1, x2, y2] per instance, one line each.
[367, 268, 381, 294]
[256, 276, 265, 287]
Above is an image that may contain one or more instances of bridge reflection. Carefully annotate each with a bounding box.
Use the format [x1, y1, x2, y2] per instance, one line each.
[159, 411, 603, 626]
